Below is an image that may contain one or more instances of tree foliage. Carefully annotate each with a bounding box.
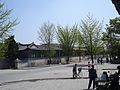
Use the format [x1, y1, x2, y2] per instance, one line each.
[76, 30, 83, 62]
[1, 36, 18, 68]
[0, 2, 18, 59]
[103, 17, 120, 62]
[57, 25, 77, 64]
[80, 15, 103, 63]
[38, 22, 56, 64]
[0, 2, 17, 42]
[38, 22, 55, 44]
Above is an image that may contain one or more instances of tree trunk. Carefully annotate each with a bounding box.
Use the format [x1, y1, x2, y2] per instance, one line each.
[90, 34, 94, 64]
[66, 56, 69, 64]
[79, 47, 81, 62]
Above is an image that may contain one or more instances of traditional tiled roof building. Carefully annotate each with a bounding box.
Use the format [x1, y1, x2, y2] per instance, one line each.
[18, 42, 62, 60]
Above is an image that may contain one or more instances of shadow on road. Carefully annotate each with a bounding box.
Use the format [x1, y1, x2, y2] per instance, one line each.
[67, 64, 87, 67]
[0, 77, 89, 86]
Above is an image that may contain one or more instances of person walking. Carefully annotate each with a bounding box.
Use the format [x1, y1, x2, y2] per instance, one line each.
[117, 65, 120, 75]
[73, 64, 77, 79]
[100, 58, 103, 64]
[97, 57, 100, 64]
[88, 65, 97, 90]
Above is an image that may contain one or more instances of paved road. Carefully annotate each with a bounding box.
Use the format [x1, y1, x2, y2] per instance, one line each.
[0, 62, 118, 84]
[0, 61, 119, 90]
[0, 64, 72, 83]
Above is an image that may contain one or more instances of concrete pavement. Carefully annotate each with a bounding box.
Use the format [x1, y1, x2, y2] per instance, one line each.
[0, 60, 119, 90]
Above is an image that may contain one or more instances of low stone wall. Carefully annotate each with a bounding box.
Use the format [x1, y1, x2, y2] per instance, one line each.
[25, 57, 80, 66]
[0, 57, 83, 69]
[28, 59, 48, 67]
[17, 59, 48, 68]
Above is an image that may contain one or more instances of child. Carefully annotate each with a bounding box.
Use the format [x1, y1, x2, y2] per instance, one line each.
[78, 67, 82, 77]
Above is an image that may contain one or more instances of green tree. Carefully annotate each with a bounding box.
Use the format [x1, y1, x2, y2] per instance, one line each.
[1, 36, 18, 68]
[76, 30, 83, 62]
[57, 25, 77, 64]
[38, 22, 56, 64]
[0, 2, 17, 42]
[80, 15, 103, 63]
[103, 17, 120, 62]
[0, 2, 18, 59]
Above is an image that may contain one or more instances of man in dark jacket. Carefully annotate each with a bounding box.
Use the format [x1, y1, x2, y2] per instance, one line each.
[73, 64, 77, 79]
[109, 72, 119, 90]
[88, 65, 97, 90]
[112, 0, 120, 15]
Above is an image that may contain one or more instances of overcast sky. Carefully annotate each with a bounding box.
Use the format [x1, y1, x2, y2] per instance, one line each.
[5, 0, 119, 44]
